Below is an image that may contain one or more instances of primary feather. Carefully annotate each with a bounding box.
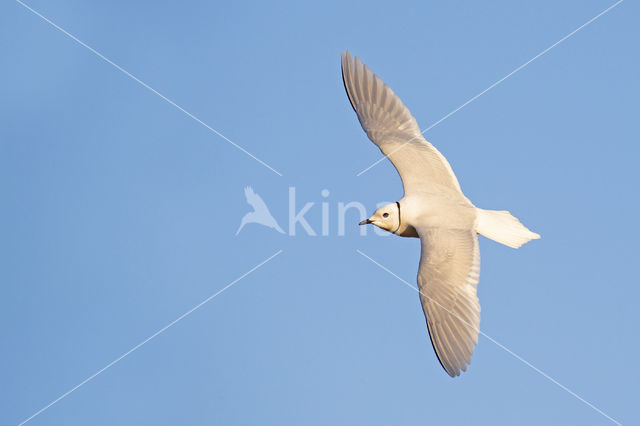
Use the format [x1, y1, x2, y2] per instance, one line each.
[341, 51, 462, 195]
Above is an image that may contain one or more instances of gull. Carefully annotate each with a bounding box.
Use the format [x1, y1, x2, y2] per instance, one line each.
[342, 51, 540, 377]
[236, 186, 285, 235]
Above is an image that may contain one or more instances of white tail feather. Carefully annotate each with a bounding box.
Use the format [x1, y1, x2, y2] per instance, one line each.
[476, 208, 540, 249]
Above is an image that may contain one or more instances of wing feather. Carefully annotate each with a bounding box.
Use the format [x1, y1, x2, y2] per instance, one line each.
[341, 51, 462, 195]
[417, 228, 481, 377]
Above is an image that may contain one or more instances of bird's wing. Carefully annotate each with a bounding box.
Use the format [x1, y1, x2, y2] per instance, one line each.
[244, 186, 270, 212]
[341, 51, 462, 195]
[416, 226, 481, 377]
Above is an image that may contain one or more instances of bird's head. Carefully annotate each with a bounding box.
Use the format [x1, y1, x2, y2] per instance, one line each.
[359, 202, 400, 233]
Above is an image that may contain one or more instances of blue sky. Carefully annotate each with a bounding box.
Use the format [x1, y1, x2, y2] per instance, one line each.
[1, 0, 638, 425]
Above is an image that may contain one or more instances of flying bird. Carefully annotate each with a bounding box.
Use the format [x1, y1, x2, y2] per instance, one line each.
[342, 51, 540, 377]
[236, 186, 285, 235]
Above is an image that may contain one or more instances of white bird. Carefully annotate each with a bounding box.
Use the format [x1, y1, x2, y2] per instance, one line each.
[236, 186, 285, 235]
[342, 51, 540, 377]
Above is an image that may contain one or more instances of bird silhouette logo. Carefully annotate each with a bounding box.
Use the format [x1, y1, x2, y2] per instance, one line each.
[236, 186, 285, 235]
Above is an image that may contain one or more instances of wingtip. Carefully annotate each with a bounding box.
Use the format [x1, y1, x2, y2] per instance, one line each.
[341, 51, 353, 71]
[353, 54, 362, 68]
[448, 362, 467, 378]
[443, 365, 462, 378]
[342, 51, 361, 68]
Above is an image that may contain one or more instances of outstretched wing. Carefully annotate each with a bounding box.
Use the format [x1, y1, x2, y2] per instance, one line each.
[341, 51, 462, 195]
[244, 186, 270, 212]
[416, 227, 481, 377]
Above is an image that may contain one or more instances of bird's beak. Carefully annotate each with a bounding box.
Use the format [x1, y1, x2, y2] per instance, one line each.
[359, 218, 373, 226]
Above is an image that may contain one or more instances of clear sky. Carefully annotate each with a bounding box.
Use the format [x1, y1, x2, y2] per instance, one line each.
[1, 0, 638, 425]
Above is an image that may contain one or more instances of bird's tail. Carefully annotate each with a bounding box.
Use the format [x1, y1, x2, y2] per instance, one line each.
[476, 208, 540, 249]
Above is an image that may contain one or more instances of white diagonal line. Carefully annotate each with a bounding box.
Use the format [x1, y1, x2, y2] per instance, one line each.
[356, 249, 621, 426]
[14, 0, 283, 177]
[356, 0, 624, 177]
[17, 249, 283, 426]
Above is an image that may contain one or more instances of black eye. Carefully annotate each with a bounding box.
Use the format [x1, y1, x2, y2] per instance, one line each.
[383, 213, 389, 218]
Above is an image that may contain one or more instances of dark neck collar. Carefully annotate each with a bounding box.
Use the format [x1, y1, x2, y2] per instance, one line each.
[393, 201, 401, 234]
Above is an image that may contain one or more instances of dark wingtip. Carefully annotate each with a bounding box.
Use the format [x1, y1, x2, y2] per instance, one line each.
[341, 51, 358, 114]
